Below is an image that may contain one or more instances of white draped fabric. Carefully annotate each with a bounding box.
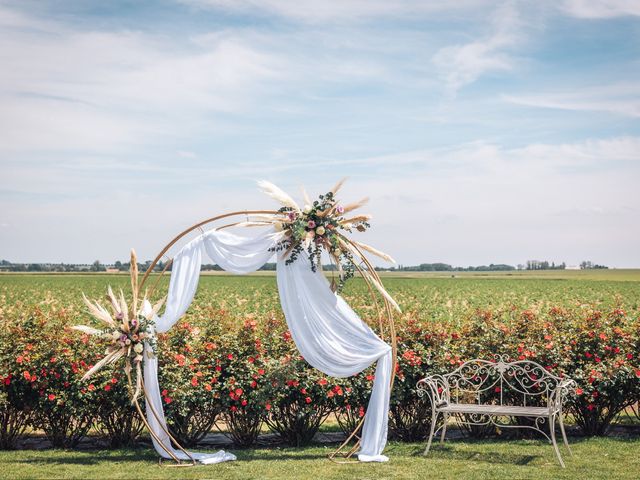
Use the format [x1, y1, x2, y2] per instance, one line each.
[144, 227, 393, 463]
[276, 257, 392, 461]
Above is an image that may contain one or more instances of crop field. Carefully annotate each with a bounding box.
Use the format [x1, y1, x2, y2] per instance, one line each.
[3, 269, 640, 325]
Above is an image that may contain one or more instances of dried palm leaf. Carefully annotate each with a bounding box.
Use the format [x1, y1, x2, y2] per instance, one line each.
[106, 286, 121, 316]
[81, 348, 124, 381]
[340, 214, 372, 225]
[257, 180, 300, 211]
[352, 241, 396, 264]
[342, 197, 369, 214]
[82, 293, 115, 326]
[130, 249, 138, 318]
[71, 325, 102, 336]
[330, 177, 347, 195]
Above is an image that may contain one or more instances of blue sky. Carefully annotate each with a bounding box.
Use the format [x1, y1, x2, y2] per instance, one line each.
[1, 0, 639, 267]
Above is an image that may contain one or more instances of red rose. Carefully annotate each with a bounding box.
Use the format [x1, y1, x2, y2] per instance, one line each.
[305, 397, 312, 404]
[235, 388, 243, 396]
[576, 388, 584, 395]
[104, 385, 111, 391]
[48, 394, 56, 401]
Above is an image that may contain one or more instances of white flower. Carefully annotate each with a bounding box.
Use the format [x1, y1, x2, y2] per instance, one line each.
[134, 343, 144, 353]
[315, 226, 326, 235]
[303, 204, 312, 213]
[274, 222, 284, 232]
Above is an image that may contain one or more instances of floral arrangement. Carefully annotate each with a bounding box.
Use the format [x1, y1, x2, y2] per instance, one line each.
[256, 178, 396, 295]
[72, 250, 165, 401]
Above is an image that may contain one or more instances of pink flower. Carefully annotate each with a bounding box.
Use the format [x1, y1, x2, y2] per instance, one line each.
[307, 220, 316, 229]
[336, 205, 344, 214]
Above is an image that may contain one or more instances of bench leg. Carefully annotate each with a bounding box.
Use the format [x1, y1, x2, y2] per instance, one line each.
[440, 413, 449, 444]
[558, 412, 572, 456]
[549, 414, 566, 468]
[424, 410, 439, 456]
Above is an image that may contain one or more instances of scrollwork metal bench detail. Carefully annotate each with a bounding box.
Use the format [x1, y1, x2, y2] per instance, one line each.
[416, 355, 575, 467]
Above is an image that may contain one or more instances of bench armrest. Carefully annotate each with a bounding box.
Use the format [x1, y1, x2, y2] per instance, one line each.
[550, 378, 576, 411]
[417, 374, 449, 408]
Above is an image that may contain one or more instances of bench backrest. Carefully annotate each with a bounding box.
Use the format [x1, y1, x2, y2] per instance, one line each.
[443, 355, 564, 407]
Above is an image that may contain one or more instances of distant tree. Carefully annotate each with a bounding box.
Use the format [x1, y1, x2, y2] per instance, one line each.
[91, 260, 106, 272]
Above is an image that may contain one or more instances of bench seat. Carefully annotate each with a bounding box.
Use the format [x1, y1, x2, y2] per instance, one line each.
[438, 403, 550, 417]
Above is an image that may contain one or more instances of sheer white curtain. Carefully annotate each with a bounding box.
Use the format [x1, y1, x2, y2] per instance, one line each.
[276, 257, 392, 461]
[143, 228, 280, 464]
[144, 227, 393, 463]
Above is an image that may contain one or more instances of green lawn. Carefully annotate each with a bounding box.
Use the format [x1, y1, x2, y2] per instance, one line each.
[2, 437, 639, 479]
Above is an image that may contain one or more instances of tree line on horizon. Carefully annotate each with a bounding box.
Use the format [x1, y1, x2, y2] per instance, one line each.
[0, 258, 609, 273]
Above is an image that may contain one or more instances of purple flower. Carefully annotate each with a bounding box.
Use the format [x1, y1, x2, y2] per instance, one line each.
[307, 220, 316, 229]
[336, 205, 344, 214]
[131, 319, 138, 327]
[288, 212, 297, 221]
[115, 312, 124, 320]
[120, 334, 128, 343]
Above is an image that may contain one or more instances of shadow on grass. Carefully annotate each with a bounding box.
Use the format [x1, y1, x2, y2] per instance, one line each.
[414, 444, 540, 466]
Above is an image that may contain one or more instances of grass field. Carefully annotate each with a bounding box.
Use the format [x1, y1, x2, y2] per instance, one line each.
[2, 438, 640, 480]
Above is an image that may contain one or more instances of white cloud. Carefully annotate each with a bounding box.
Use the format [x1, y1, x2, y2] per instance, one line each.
[432, 3, 524, 94]
[561, 0, 640, 19]
[503, 83, 640, 117]
[0, 6, 284, 154]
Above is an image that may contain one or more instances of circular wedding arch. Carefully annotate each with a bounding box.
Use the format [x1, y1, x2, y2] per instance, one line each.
[138, 210, 398, 462]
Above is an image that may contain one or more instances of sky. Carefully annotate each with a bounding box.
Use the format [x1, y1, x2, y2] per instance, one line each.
[0, 0, 639, 267]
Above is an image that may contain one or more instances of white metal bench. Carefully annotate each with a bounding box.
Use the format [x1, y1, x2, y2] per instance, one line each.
[416, 355, 576, 467]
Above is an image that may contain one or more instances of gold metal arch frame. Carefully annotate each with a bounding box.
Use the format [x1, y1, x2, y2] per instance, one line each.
[138, 210, 398, 464]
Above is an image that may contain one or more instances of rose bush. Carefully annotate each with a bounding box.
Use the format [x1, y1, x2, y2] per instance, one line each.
[0, 274, 638, 450]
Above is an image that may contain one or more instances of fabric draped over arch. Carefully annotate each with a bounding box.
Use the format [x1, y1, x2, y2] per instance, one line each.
[143, 227, 393, 463]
